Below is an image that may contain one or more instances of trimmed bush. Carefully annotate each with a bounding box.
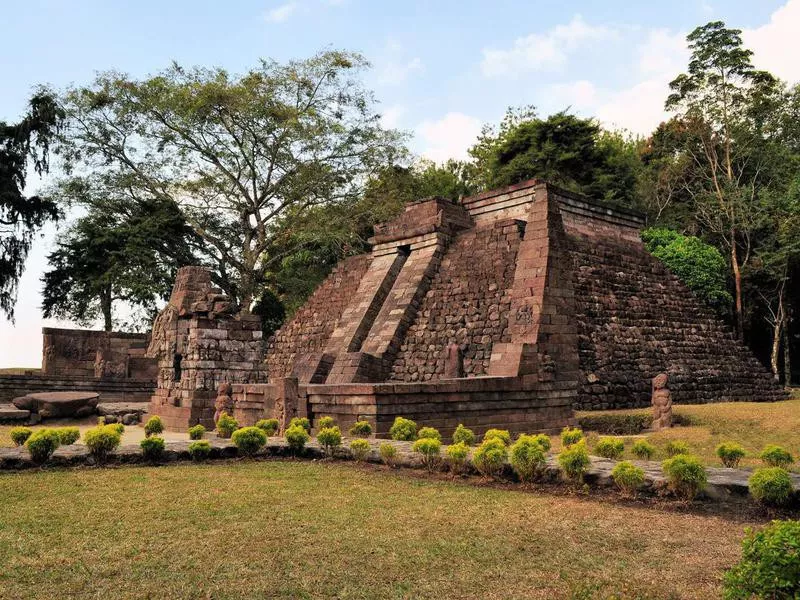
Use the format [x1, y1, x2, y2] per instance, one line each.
[350, 438, 371, 462]
[188, 424, 206, 440]
[255, 419, 279, 437]
[140, 436, 165, 462]
[349, 420, 372, 438]
[188, 440, 211, 461]
[452, 424, 475, 446]
[84, 424, 122, 462]
[316, 426, 342, 456]
[594, 437, 624, 460]
[530, 433, 552, 452]
[289, 417, 311, 433]
[10, 426, 33, 446]
[748, 467, 794, 507]
[446, 442, 470, 474]
[483, 428, 511, 446]
[611, 461, 645, 497]
[716, 442, 746, 468]
[112, 423, 125, 435]
[317, 416, 335, 430]
[55, 427, 80, 446]
[723, 520, 800, 599]
[25, 429, 61, 464]
[379, 442, 397, 467]
[232, 426, 268, 456]
[417, 426, 442, 441]
[473, 438, 508, 479]
[665, 440, 690, 457]
[661, 454, 707, 500]
[144, 416, 164, 437]
[216, 412, 239, 439]
[631, 439, 656, 460]
[558, 439, 590, 483]
[412, 437, 441, 471]
[577, 413, 652, 435]
[285, 424, 310, 453]
[509, 434, 547, 482]
[560, 427, 584, 447]
[389, 416, 417, 441]
[760, 445, 794, 468]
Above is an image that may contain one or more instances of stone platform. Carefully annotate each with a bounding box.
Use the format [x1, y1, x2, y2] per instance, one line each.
[0, 403, 30, 422]
[13, 391, 99, 419]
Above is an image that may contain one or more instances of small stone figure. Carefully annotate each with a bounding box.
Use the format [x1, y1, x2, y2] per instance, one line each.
[651, 373, 672, 431]
[444, 343, 464, 378]
[213, 382, 234, 426]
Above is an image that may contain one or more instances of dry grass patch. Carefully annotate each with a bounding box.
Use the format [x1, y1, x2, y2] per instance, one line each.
[0, 460, 756, 599]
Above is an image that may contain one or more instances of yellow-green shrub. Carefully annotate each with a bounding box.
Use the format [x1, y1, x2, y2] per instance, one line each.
[611, 461, 645, 496]
[379, 443, 397, 467]
[558, 439, 590, 482]
[349, 420, 372, 437]
[446, 442, 470, 474]
[216, 412, 238, 439]
[594, 437, 624, 460]
[417, 426, 441, 441]
[188, 440, 211, 461]
[509, 434, 547, 482]
[665, 440, 690, 457]
[631, 439, 656, 460]
[661, 454, 706, 500]
[350, 438, 371, 462]
[56, 427, 80, 445]
[188, 424, 206, 440]
[760, 445, 794, 468]
[316, 426, 342, 456]
[285, 424, 310, 453]
[748, 467, 794, 507]
[255, 419, 278, 437]
[317, 416, 335, 430]
[84, 424, 122, 462]
[10, 426, 32, 446]
[452, 424, 475, 446]
[231, 426, 268, 456]
[560, 427, 584, 447]
[140, 436, 165, 461]
[289, 417, 311, 432]
[483, 428, 511, 446]
[716, 442, 746, 468]
[144, 415, 163, 437]
[412, 437, 441, 471]
[389, 417, 417, 441]
[25, 429, 61, 463]
[473, 438, 508, 478]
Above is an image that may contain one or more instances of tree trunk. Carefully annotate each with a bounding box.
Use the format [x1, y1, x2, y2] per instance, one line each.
[101, 287, 113, 332]
[770, 314, 782, 381]
[731, 240, 744, 341]
[783, 314, 792, 386]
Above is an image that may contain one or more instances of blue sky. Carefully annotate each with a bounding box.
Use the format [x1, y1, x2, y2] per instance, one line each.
[1, 0, 797, 366]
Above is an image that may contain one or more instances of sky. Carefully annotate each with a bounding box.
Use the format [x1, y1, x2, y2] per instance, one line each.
[1, 0, 798, 367]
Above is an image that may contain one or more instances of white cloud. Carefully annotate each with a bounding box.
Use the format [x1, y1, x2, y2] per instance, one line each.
[416, 112, 483, 162]
[546, 80, 598, 110]
[263, 2, 298, 23]
[380, 104, 406, 129]
[378, 57, 424, 86]
[636, 29, 687, 76]
[744, 0, 800, 83]
[480, 15, 618, 78]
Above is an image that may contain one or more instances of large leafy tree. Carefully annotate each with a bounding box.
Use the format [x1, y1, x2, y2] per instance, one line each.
[57, 51, 405, 310]
[0, 91, 64, 320]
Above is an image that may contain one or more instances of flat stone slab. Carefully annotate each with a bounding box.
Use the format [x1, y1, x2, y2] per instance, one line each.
[12, 391, 99, 418]
[0, 403, 30, 421]
[97, 402, 149, 417]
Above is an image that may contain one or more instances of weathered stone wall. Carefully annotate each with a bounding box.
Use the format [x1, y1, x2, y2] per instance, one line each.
[0, 374, 154, 404]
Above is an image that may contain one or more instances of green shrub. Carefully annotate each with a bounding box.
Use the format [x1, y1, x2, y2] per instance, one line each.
[55, 427, 80, 446]
[188, 424, 206, 440]
[144, 416, 164, 437]
[317, 416, 335, 430]
[140, 436, 165, 462]
[25, 429, 61, 464]
[188, 440, 212, 461]
[446, 442, 470, 474]
[452, 424, 475, 446]
[560, 427, 584, 447]
[509, 434, 547, 482]
[530, 433, 552, 452]
[112, 423, 125, 435]
[255, 418, 279, 437]
[10, 426, 33, 446]
[748, 467, 794, 507]
[558, 439, 591, 483]
[577, 413, 652, 435]
[716, 442, 746, 468]
[417, 426, 442, 441]
[349, 420, 372, 438]
[216, 412, 239, 439]
[594, 437, 624, 460]
[97, 416, 106, 426]
[289, 417, 311, 433]
[661, 454, 707, 500]
[316, 426, 342, 456]
[231, 426, 268, 457]
[483, 428, 511, 446]
[379, 442, 397, 467]
[412, 437, 441, 471]
[83, 425, 122, 462]
[285, 424, 310, 453]
[664, 440, 690, 457]
[631, 439, 656, 460]
[389, 416, 417, 441]
[472, 438, 508, 479]
[723, 520, 800, 600]
[760, 445, 794, 468]
[350, 438, 371, 462]
[611, 461, 645, 497]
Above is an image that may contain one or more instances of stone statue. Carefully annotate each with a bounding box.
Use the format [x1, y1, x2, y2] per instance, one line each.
[651, 373, 672, 431]
[444, 343, 464, 378]
[213, 382, 234, 425]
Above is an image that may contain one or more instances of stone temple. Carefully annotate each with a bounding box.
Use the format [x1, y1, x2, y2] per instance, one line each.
[141, 179, 783, 436]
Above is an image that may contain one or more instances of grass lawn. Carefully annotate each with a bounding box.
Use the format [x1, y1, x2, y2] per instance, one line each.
[576, 395, 800, 471]
[0, 460, 755, 600]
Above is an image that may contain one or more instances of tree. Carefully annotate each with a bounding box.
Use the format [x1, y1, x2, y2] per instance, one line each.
[468, 108, 639, 205]
[41, 196, 197, 330]
[0, 90, 64, 320]
[665, 21, 784, 339]
[57, 51, 405, 310]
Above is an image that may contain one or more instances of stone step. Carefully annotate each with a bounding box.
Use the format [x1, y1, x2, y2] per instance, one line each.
[0, 403, 31, 421]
